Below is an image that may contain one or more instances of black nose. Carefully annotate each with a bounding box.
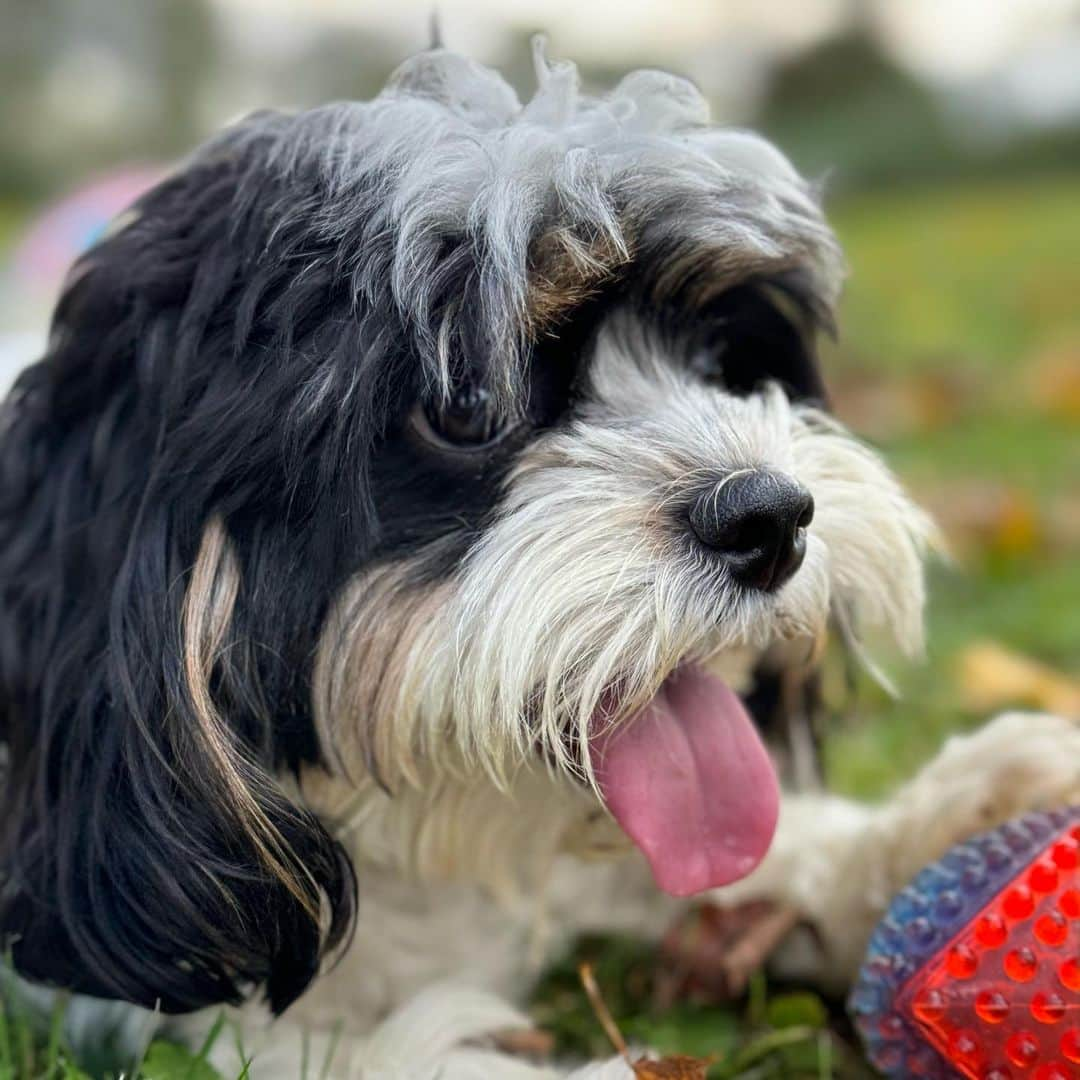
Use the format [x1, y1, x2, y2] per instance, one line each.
[689, 471, 814, 591]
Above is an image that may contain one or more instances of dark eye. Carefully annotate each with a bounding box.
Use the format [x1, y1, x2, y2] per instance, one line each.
[412, 384, 513, 450]
[689, 339, 728, 384]
[687, 284, 826, 402]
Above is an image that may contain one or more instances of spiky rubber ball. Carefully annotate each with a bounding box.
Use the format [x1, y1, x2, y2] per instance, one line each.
[851, 807, 1080, 1079]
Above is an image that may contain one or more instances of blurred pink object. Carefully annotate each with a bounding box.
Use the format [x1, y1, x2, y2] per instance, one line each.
[1, 167, 162, 392]
[10, 166, 162, 291]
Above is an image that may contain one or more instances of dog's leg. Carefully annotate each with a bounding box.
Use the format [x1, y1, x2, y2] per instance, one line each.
[716, 711, 1080, 989]
[196, 985, 633, 1079]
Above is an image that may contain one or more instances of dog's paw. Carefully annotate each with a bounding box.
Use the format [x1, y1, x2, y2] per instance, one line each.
[708, 712, 1080, 990]
[884, 711, 1080, 886]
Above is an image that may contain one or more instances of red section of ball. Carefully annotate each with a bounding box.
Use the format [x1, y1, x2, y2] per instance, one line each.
[1051, 838, 1079, 870]
[1032, 1063, 1070, 1080]
[949, 943, 980, 979]
[1035, 911, 1068, 947]
[1030, 862, 1061, 894]
[975, 990, 1010, 1024]
[894, 820, 1080, 1080]
[1059, 1027, 1080, 1063]
[1004, 886, 1035, 920]
[1005, 1030, 1040, 1068]
[1059, 957, 1080, 992]
[1059, 889, 1080, 919]
[977, 914, 1008, 948]
[1005, 947, 1038, 982]
[1028, 859, 1062, 894]
[1031, 992, 1067, 1024]
[913, 987, 946, 1022]
[950, 1029, 985, 1071]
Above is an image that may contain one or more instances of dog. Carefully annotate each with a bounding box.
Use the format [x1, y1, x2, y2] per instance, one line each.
[4, 41, 1080, 1079]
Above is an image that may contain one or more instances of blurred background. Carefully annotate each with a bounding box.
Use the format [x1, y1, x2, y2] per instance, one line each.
[0, 0, 1078, 1073]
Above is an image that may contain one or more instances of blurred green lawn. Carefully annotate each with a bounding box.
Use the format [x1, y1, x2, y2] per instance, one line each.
[1, 175, 1077, 1077]
[824, 175, 1080, 798]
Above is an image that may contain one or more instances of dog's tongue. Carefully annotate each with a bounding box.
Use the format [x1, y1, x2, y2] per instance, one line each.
[589, 667, 779, 897]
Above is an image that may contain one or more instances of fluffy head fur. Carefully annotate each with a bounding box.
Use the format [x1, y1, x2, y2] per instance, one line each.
[0, 43, 931, 1016]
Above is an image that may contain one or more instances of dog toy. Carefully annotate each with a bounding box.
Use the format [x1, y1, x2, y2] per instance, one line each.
[851, 807, 1080, 1078]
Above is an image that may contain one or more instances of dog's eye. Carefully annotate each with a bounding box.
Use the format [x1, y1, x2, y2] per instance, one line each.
[689, 341, 727, 385]
[686, 285, 826, 401]
[413, 384, 512, 450]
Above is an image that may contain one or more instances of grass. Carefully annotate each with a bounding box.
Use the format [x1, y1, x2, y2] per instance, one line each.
[0, 992, 225, 1080]
[826, 176, 1080, 373]
[1, 173, 1077, 1076]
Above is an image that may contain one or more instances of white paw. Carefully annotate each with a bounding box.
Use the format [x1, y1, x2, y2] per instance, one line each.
[886, 711, 1080, 873]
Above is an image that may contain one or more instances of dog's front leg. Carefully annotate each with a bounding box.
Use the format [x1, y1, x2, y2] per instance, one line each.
[716, 711, 1080, 990]
[195, 987, 633, 1080]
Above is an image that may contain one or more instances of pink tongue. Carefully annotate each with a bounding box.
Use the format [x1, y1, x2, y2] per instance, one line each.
[588, 667, 779, 897]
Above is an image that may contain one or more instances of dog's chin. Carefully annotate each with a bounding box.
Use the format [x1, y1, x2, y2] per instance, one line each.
[585, 663, 780, 897]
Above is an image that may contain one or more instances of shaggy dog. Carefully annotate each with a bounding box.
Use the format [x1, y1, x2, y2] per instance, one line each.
[4, 42, 1079, 1078]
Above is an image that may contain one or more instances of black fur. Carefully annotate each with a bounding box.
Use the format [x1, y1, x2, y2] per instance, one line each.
[0, 129, 368, 1014]
[0, 113, 600, 1015]
[0, 104, 826, 1015]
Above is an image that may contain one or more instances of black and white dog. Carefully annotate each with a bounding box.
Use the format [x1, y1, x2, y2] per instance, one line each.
[3, 43, 1077, 1078]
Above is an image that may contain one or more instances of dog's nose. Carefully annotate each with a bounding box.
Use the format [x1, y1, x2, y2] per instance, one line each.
[688, 470, 814, 591]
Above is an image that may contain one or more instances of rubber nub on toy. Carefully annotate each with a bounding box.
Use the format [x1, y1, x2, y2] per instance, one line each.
[850, 807, 1080, 1079]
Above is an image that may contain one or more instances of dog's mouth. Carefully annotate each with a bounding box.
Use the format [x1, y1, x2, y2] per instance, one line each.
[587, 665, 780, 897]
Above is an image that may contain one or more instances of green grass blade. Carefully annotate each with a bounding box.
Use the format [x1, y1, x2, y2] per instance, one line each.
[45, 994, 68, 1074]
[128, 999, 162, 1079]
[817, 1031, 833, 1080]
[0, 999, 12, 1074]
[318, 1020, 344, 1080]
[191, 1013, 227, 1072]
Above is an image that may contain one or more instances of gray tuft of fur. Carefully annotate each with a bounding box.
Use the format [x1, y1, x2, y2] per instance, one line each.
[212, 41, 842, 412]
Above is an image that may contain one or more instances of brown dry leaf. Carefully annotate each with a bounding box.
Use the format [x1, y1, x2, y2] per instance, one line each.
[957, 640, 1080, 718]
[918, 483, 1042, 560]
[655, 901, 799, 1008]
[1028, 342, 1080, 421]
[490, 1027, 555, 1058]
[831, 367, 976, 440]
[1047, 493, 1080, 556]
[988, 490, 1042, 558]
[630, 1055, 714, 1079]
[578, 963, 717, 1080]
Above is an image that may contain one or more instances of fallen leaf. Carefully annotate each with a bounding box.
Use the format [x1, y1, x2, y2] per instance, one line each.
[491, 1026, 555, 1058]
[957, 640, 1080, 718]
[917, 483, 1042, 560]
[655, 901, 799, 1007]
[630, 1054, 713, 1079]
[1028, 342, 1080, 421]
[579, 963, 717, 1079]
[831, 365, 979, 440]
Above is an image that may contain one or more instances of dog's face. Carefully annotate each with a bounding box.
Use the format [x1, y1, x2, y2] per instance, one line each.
[0, 47, 930, 1015]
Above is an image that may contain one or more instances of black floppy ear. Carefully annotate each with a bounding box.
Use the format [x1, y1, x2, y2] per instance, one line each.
[0, 150, 355, 1014]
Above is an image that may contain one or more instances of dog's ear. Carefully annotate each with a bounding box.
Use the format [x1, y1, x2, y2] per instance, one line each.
[0, 142, 355, 1014]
